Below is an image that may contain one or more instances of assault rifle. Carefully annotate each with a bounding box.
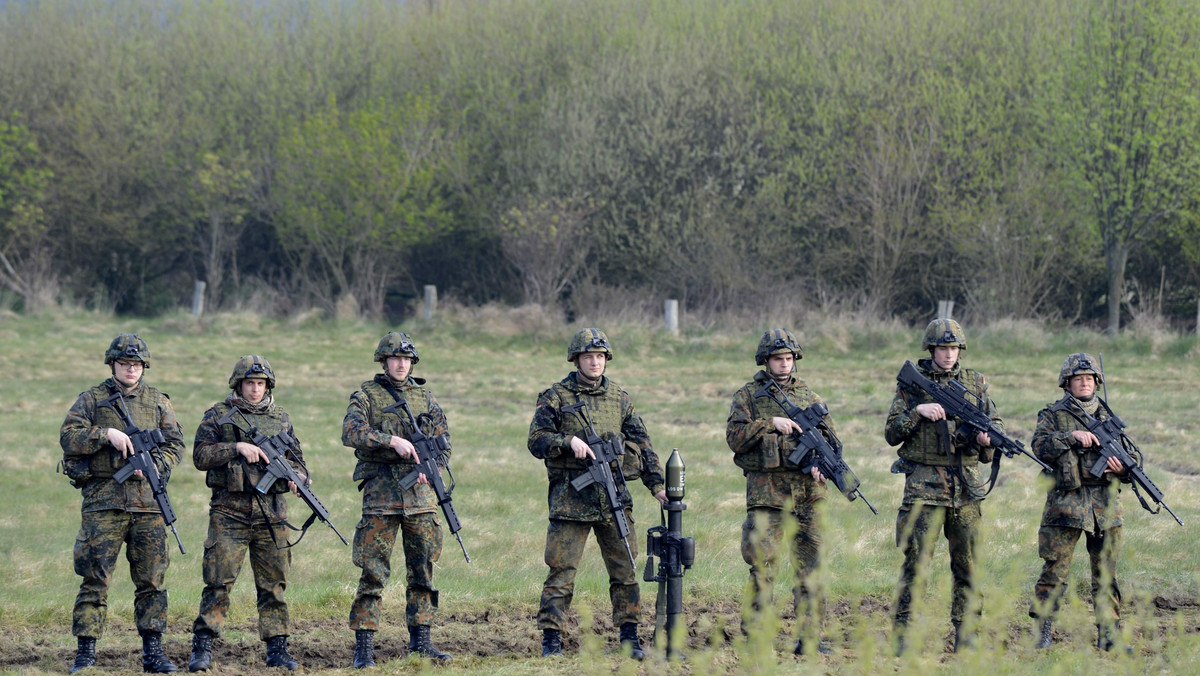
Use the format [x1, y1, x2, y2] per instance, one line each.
[755, 382, 878, 514]
[1072, 354, 1183, 526]
[381, 399, 471, 562]
[897, 360, 1052, 474]
[561, 401, 636, 568]
[216, 409, 349, 546]
[97, 391, 186, 554]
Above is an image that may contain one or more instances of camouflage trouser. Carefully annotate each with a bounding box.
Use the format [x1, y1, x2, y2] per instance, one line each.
[893, 502, 981, 630]
[349, 512, 442, 630]
[192, 511, 291, 640]
[537, 511, 639, 632]
[1029, 524, 1122, 624]
[72, 510, 170, 638]
[740, 504, 823, 636]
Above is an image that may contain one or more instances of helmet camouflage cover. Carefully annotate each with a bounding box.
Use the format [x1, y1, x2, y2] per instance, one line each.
[921, 318, 967, 351]
[755, 328, 802, 366]
[374, 331, 420, 364]
[104, 333, 151, 367]
[229, 354, 276, 390]
[1059, 352, 1103, 389]
[567, 328, 614, 362]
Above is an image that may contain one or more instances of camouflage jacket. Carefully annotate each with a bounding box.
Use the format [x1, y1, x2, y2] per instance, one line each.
[1032, 395, 1140, 530]
[726, 370, 833, 509]
[884, 359, 1003, 508]
[342, 374, 449, 516]
[193, 396, 305, 525]
[59, 378, 185, 514]
[528, 372, 665, 521]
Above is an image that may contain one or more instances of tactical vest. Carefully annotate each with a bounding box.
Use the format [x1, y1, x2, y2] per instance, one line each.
[897, 365, 987, 466]
[545, 377, 627, 472]
[1048, 397, 1111, 488]
[733, 380, 814, 473]
[352, 378, 435, 476]
[83, 381, 167, 479]
[205, 401, 290, 494]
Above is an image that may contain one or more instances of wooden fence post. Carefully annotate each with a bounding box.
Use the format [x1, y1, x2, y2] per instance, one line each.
[664, 299, 679, 335]
[424, 285, 437, 321]
[937, 300, 954, 320]
[192, 281, 206, 317]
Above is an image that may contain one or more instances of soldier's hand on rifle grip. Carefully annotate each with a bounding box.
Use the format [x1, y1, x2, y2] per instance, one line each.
[809, 466, 826, 484]
[915, 403, 946, 421]
[769, 416, 802, 435]
[235, 441, 270, 465]
[975, 431, 992, 447]
[1105, 456, 1125, 474]
[106, 427, 135, 457]
[389, 435, 418, 462]
[1072, 430, 1101, 448]
[570, 436, 596, 460]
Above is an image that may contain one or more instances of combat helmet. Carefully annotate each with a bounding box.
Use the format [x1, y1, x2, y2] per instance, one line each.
[567, 328, 613, 362]
[104, 333, 151, 367]
[921, 318, 967, 351]
[229, 355, 276, 390]
[374, 332, 420, 364]
[1058, 352, 1103, 389]
[755, 328, 802, 366]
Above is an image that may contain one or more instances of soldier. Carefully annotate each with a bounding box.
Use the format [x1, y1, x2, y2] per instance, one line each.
[726, 329, 834, 656]
[528, 328, 667, 659]
[59, 333, 184, 673]
[344, 332, 453, 667]
[1028, 353, 1137, 651]
[187, 356, 304, 671]
[884, 319, 999, 653]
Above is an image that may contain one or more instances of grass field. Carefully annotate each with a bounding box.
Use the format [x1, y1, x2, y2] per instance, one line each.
[0, 307, 1198, 675]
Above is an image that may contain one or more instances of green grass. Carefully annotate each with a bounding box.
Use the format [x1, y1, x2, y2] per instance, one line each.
[0, 308, 1198, 674]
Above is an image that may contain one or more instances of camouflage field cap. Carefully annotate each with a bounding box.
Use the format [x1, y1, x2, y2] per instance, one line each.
[104, 333, 151, 367]
[755, 328, 802, 365]
[229, 354, 276, 390]
[1058, 352, 1103, 389]
[567, 328, 613, 362]
[922, 318, 967, 351]
[374, 331, 420, 364]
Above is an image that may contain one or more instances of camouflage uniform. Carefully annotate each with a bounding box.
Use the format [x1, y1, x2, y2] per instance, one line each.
[344, 373, 448, 631]
[60, 376, 184, 639]
[528, 371, 665, 632]
[727, 370, 833, 640]
[1029, 366, 1137, 628]
[885, 355, 1001, 636]
[191, 393, 303, 640]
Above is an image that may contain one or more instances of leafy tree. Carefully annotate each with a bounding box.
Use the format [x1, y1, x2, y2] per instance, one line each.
[1047, 0, 1200, 333]
[0, 117, 54, 311]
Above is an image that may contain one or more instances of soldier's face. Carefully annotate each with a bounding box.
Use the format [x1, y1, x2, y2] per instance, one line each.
[112, 359, 144, 388]
[931, 345, 959, 371]
[766, 353, 794, 379]
[576, 351, 608, 379]
[1067, 374, 1096, 399]
[384, 355, 412, 382]
[240, 377, 268, 404]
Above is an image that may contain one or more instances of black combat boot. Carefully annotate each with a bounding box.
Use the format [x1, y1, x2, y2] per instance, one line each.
[264, 636, 298, 670]
[188, 630, 214, 671]
[1034, 619, 1053, 650]
[794, 638, 833, 656]
[140, 631, 179, 673]
[71, 637, 97, 673]
[952, 623, 977, 653]
[618, 623, 646, 661]
[541, 629, 564, 657]
[408, 625, 452, 662]
[353, 630, 376, 669]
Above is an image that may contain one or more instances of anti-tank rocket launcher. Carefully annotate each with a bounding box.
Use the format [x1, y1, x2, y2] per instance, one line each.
[644, 448, 693, 660]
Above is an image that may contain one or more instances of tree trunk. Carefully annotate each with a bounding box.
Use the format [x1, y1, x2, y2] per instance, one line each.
[1105, 239, 1128, 336]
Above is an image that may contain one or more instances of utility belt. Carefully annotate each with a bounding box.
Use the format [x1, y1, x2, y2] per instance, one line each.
[353, 458, 419, 486]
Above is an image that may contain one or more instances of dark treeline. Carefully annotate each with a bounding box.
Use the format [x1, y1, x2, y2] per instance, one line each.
[1, 0, 1199, 330]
